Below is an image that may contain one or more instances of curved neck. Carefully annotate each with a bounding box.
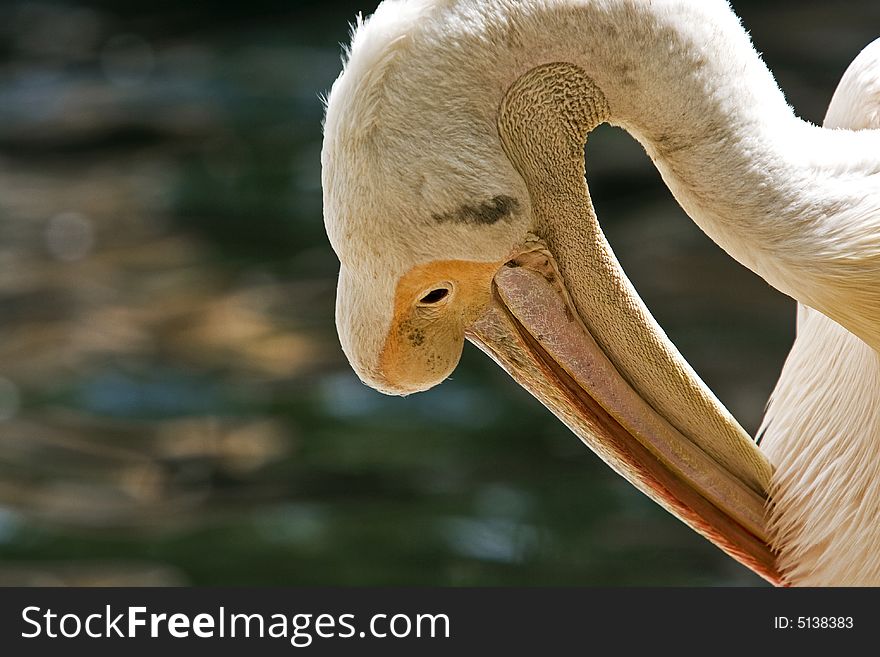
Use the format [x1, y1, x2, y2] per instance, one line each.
[488, 0, 880, 348]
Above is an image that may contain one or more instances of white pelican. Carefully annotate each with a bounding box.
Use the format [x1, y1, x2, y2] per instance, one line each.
[321, 0, 880, 586]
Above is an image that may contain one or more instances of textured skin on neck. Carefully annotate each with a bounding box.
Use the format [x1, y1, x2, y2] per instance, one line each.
[759, 39, 880, 587]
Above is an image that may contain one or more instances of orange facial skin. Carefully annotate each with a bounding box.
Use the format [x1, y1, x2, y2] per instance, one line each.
[378, 259, 503, 394]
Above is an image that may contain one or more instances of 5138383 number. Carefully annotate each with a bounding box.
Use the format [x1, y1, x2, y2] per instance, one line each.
[774, 617, 854, 629]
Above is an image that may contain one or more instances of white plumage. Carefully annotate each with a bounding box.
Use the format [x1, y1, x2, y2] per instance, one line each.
[760, 39, 880, 585]
[322, 0, 880, 585]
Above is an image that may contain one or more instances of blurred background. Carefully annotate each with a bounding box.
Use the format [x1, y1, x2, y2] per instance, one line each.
[0, 0, 875, 586]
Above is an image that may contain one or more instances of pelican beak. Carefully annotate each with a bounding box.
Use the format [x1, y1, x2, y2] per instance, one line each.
[465, 243, 783, 585]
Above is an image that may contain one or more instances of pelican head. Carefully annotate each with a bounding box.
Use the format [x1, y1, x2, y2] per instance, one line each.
[322, 4, 534, 395]
[322, 0, 788, 583]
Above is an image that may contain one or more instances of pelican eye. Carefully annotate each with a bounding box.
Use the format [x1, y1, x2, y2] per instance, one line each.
[418, 287, 450, 305]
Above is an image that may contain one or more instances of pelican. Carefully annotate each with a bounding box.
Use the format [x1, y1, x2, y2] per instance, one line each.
[321, 0, 880, 585]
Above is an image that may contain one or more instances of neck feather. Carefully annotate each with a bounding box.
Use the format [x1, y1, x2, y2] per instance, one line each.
[477, 0, 880, 348]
